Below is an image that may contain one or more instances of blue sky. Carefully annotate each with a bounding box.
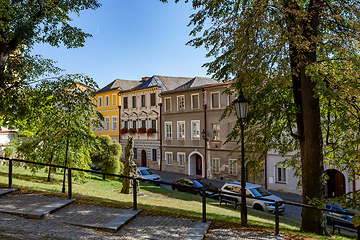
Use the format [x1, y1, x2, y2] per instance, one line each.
[32, 0, 211, 89]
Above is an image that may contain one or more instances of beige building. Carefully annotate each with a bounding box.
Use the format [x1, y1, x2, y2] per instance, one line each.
[160, 78, 263, 183]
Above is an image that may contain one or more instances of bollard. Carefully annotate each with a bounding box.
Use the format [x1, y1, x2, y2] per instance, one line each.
[202, 188, 206, 223]
[68, 168, 72, 199]
[275, 201, 280, 235]
[8, 159, 12, 189]
[133, 178, 137, 210]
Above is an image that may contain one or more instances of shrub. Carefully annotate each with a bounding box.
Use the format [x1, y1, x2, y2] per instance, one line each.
[128, 128, 137, 134]
[120, 128, 128, 134]
[146, 128, 157, 136]
[138, 127, 146, 134]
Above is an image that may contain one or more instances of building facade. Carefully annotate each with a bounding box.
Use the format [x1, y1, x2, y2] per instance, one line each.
[160, 78, 263, 184]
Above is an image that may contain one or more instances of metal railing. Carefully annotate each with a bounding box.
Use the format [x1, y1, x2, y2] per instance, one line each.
[0, 157, 359, 238]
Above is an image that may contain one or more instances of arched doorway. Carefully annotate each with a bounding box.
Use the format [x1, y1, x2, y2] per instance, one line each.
[325, 169, 345, 198]
[141, 150, 147, 167]
[188, 151, 204, 177]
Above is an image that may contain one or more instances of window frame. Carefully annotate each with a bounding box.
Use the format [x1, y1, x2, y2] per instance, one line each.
[165, 122, 172, 139]
[112, 116, 117, 131]
[123, 97, 128, 109]
[165, 152, 173, 165]
[150, 93, 156, 106]
[152, 149, 157, 161]
[276, 166, 287, 183]
[191, 94, 200, 109]
[105, 95, 109, 107]
[141, 94, 146, 107]
[98, 96, 103, 108]
[212, 158, 220, 174]
[133, 148, 138, 159]
[177, 121, 185, 139]
[132, 96, 137, 108]
[212, 123, 220, 140]
[211, 92, 220, 109]
[177, 152, 185, 166]
[177, 95, 185, 110]
[104, 117, 110, 131]
[165, 97, 171, 111]
[191, 120, 200, 140]
[229, 159, 237, 175]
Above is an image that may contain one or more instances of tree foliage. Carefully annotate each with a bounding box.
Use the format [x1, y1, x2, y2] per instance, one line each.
[0, 0, 100, 120]
[13, 76, 102, 183]
[90, 135, 124, 179]
[162, 0, 360, 234]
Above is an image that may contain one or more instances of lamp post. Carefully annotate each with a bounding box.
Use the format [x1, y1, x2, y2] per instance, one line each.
[233, 90, 249, 227]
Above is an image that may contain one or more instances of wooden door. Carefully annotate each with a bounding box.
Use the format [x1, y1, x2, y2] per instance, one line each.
[196, 155, 202, 175]
[141, 150, 147, 167]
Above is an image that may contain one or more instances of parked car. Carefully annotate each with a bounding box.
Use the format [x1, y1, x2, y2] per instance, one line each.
[172, 178, 215, 197]
[326, 204, 354, 224]
[220, 181, 285, 213]
[193, 178, 220, 198]
[137, 167, 161, 184]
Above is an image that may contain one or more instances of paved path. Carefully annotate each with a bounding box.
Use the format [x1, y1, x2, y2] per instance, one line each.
[0, 192, 285, 240]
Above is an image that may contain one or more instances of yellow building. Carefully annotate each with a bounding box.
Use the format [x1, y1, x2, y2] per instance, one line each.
[94, 79, 140, 142]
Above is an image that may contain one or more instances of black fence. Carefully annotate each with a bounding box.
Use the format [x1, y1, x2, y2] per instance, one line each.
[0, 157, 359, 238]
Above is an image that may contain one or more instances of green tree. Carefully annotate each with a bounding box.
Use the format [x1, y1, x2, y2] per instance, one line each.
[0, 0, 100, 121]
[14, 76, 102, 190]
[90, 135, 123, 180]
[162, 0, 360, 234]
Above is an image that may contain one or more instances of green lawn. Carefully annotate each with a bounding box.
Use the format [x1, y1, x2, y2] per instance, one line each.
[0, 164, 356, 239]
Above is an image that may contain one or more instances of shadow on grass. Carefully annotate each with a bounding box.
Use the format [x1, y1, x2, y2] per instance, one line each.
[0, 171, 63, 185]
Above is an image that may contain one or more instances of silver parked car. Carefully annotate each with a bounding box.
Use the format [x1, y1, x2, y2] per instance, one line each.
[220, 181, 285, 213]
[137, 167, 161, 184]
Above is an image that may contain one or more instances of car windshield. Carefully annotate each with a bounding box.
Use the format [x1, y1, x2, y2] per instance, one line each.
[193, 180, 203, 188]
[249, 187, 271, 197]
[140, 169, 154, 175]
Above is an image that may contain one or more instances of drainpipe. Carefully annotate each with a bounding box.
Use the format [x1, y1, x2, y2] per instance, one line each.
[264, 154, 267, 189]
[158, 102, 163, 171]
[202, 88, 207, 179]
[118, 105, 121, 142]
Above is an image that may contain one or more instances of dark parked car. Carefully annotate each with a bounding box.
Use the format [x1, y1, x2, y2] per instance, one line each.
[194, 178, 219, 198]
[172, 178, 215, 197]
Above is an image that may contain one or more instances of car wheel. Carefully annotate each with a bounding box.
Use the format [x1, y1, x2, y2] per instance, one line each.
[253, 204, 264, 211]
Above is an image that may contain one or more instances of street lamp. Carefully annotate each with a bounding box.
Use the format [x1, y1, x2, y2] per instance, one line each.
[233, 90, 249, 227]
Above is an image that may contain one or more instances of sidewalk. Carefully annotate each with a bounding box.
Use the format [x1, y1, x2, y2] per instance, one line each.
[0, 192, 285, 240]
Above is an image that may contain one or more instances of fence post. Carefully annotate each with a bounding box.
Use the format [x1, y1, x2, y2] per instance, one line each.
[275, 201, 279, 235]
[133, 178, 137, 210]
[202, 188, 206, 223]
[8, 159, 12, 189]
[68, 168, 72, 199]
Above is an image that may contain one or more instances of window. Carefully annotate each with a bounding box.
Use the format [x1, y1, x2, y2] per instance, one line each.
[104, 117, 110, 131]
[152, 149, 157, 161]
[98, 121, 103, 131]
[98, 96, 103, 108]
[141, 120, 146, 128]
[191, 94, 199, 109]
[212, 158, 220, 174]
[123, 97, 128, 109]
[212, 123, 220, 140]
[123, 121, 128, 129]
[229, 159, 237, 175]
[151, 119, 156, 129]
[165, 98, 171, 111]
[276, 167, 286, 183]
[112, 94, 117, 106]
[141, 95, 146, 107]
[112, 116, 117, 131]
[165, 122, 172, 139]
[150, 93, 156, 106]
[133, 148, 138, 159]
[191, 120, 200, 139]
[105, 95, 109, 107]
[165, 152, 173, 165]
[177, 96, 185, 110]
[211, 92, 220, 108]
[177, 121, 185, 139]
[132, 120, 137, 129]
[132, 96, 136, 108]
[178, 153, 185, 166]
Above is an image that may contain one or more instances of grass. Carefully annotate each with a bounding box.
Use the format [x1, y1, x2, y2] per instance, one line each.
[0, 164, 357, 239]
